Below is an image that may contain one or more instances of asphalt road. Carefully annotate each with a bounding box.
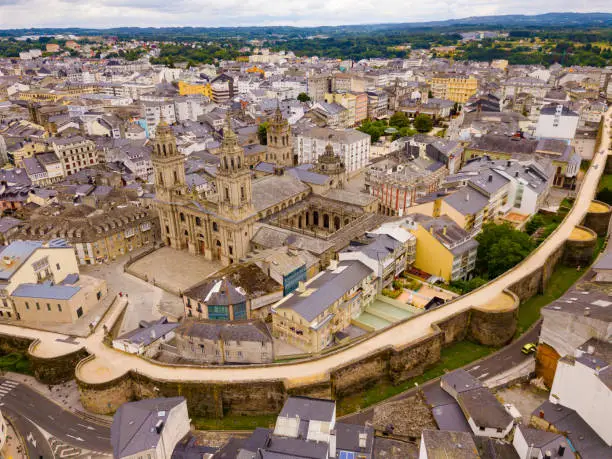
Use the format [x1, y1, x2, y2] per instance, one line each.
[0, 378, 112, 454]
[1, 405, 53, 459]
[340, 322, 541, 425]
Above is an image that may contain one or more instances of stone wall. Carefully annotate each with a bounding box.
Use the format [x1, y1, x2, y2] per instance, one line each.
[388, 333, 443, 383]
[330, 349, 391, 397]
[582, 200, 611, 237]
[562, 227, 597, 268]
[0, 334, 32, 355]
[29, 347, 89, 385]
[78, 369, 135, 415]
[468, 308, 518, 347]
[508, 242, 565, 302]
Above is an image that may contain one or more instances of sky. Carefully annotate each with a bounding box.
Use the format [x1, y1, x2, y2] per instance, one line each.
[0, 1, 610, 29]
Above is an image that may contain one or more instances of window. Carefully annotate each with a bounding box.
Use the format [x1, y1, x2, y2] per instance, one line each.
[213, 222, 218, 232]
[47, 304, 51, 311]
[207, 305, 230, 321]
[233, 302, 247, 320]
[25, 302, 29, 310]
[58, 304, 62, 312]
[36, 302, 40, 310]
[76, 307, 83, 318]
[56, 263, 60, 270]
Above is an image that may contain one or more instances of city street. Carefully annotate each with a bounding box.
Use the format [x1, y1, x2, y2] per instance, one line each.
[0, 378, 112, 455]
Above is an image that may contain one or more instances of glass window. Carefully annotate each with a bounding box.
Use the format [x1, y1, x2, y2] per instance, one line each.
[233, 302, 247, 320]
[207, 305, 230, 321]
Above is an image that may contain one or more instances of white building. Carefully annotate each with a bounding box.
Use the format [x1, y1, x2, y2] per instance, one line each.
[111, 397, 190, 459]
[535, 104, 579, 142]
[549, 340, 612, 447]
[294, 127, 370, 175]
[51, 136, 98, 176]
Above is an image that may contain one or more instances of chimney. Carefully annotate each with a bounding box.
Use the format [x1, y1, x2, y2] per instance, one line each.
[465, 192, 470, 202]
[488, 174, 493, 183]
[507, 160, 511, 167]
[150, 329, 157, 340]
[358, 432, 367, 449]
[544, 451, 552, 459]
[558, 444, 566, 457]
[587, 345, 595, 354]
[539, 410, 544, 418]
[155, 420, 164, 434]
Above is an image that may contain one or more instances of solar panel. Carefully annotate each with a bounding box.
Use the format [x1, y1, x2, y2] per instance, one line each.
[339, 452, 355, 459]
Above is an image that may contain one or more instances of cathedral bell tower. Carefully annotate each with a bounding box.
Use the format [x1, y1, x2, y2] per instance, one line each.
[266, 104, 294, 167]
[216, 115, 253, 220]
[152, 117, 187, 249]
[152, 117, 186, 202]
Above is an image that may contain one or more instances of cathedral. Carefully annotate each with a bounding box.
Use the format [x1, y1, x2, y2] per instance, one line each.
[152, 116, 258, 265]
[152, 111, 379, 267]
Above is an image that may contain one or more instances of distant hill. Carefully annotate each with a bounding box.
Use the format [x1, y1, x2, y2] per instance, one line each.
[1, 12, 611, 38]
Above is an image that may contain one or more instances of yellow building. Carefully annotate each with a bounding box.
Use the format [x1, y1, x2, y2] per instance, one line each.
[12, 274, 107, 324]
[430, 75, 478, 104]
[178, 80, 212, 98]
[407, 214, 478, 282]
[324, 92, 357, 126]
[246, 66, 265, 76]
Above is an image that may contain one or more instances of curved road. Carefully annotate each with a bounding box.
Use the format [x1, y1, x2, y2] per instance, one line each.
[2, 109, 611, 388]
[0, 378, 112, 455]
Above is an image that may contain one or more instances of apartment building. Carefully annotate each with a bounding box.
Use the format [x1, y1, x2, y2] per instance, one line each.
[272, 260, 376, 353]
[50, 136, 98, 176]
[430, 74, 478, 104]
[295, 127, 370, 175]
[405, 214, 478, 282]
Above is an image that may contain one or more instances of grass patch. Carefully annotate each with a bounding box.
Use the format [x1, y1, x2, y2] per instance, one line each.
[191, 413, 276, 431]
[0, 352, 32, 376]
[516, 237, 605, 336]
[598, 174, 612, 192]
[337, 340, 495, 416]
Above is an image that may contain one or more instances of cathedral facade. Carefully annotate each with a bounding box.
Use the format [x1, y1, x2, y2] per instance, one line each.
[152, 117, 257, 266]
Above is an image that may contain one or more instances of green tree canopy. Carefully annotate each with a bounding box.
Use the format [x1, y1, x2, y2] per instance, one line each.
[475, 223, 535, 278]
[258, 122, 269, 145]
[297, 92, 311, 102]
[414, 114, 433, 133]
[389, 112, 410, 129]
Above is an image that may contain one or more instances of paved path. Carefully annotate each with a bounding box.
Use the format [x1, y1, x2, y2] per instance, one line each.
[3, 109, 612, 388]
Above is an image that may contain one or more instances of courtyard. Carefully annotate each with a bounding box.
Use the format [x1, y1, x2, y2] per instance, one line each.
[128, 247, 223, 294]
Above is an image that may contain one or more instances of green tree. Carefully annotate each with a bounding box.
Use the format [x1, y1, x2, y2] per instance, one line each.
[475, 223, 534, 278]
[414, 114, 433, 133]
[297, 92, 311, 102]
[525, 215, 544, 235]
[389, 112, 410, 129]
[257, 122, 269, 145]
[357, 119, 388, 143]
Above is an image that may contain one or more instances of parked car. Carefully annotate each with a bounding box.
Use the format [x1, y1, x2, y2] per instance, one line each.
[521, 343, 537, 355]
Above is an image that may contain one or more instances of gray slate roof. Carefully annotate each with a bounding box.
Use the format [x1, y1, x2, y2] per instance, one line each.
[111, 397, 186, 458]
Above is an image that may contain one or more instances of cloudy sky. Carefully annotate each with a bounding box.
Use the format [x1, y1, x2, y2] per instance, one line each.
[0, 0, 610, 29]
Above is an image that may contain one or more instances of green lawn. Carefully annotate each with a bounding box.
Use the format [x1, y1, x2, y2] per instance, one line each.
[0, 352, 32, 375]
[337, 340, 495, 416]
[191, 413, 277, 431]
[598, 174, 612, 191]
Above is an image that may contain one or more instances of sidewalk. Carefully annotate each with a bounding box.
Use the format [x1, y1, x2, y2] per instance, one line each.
[1, 418, 27, 459]
[3, 372, 113, 423]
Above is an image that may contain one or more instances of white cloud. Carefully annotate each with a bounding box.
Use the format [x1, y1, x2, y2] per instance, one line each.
[0, 0, 609, 28]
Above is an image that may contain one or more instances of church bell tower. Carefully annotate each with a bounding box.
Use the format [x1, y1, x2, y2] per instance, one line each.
[266, 104, 294, 167]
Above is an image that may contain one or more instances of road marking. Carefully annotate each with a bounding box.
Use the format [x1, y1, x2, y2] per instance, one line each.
[478, 372, 489, 379]
[65, 434, 84, 442]
[48, 415, 55, 421]
[27, 432, 37, 448]
[77, 423, 95, 431]
[469, 365, 480, 371]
